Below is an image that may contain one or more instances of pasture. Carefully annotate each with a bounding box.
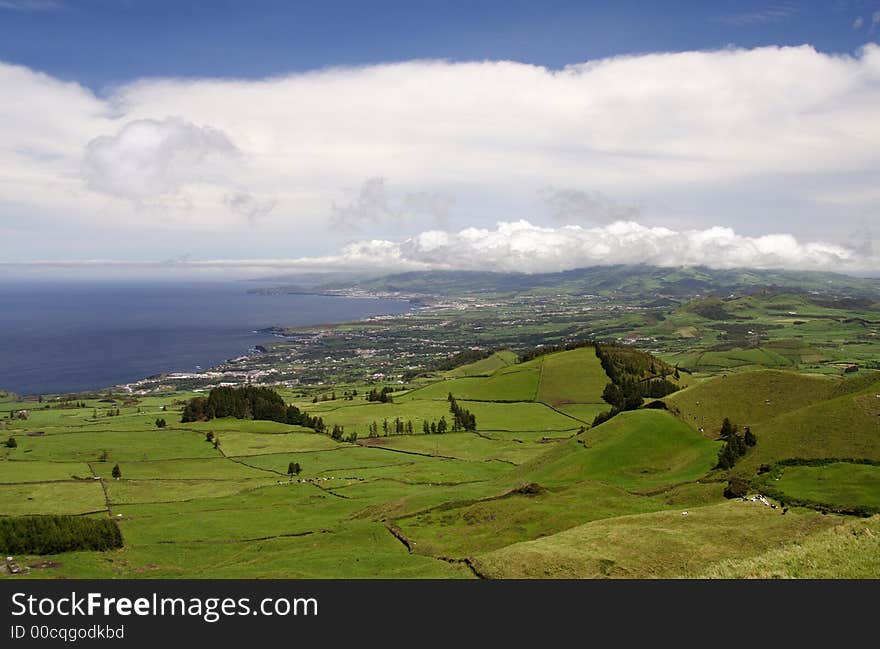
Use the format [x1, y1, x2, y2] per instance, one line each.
[1, 346, 876, 578]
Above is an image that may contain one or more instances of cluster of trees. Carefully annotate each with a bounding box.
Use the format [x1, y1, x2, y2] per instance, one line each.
[329, 424, 355, 442]
[596, 345, 680, 388]
[155, 418, 167, 428]
[0, 515, 123, 555]
[5, 436, 16, 448]
[205, 432, 221, 449]
[366, 387, 394, 403]
[105, 408, 122, 417]
[287, 462, 302, 476]
[715, 418, 757, 470]
[593, 345, 681, 427]
[180, 386, 324, 432]
[448, 394, 477, 431]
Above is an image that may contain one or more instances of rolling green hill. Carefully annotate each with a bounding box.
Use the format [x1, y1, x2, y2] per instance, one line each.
[472, 500, 841, 578]
[2, 343, 877, 579]
[509, 409, 720, 491]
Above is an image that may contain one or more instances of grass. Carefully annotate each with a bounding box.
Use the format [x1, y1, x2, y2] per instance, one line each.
[665, 369, 839, 436]
[1, 344, 876, 579]
[0, 460, 94, 483]
[4, 428, 216, 462]
[473, 501, 840, 578]
[739, 389, 880, 472]
[395, 480, 723, 558]
[697, 515, 880, 578]
[768, 462, 880, 511]
[444, 350, 518, 377]
[536, 347, 609, 406]
[510, 410, 721, 491]
[11, 521, 473, 579]
[401, 366, 541, 402]
[0, 482, 107, 515]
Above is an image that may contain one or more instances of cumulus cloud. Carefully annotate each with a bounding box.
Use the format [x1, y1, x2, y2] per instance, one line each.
[299, 220, 867, 274]
[83, 117, 239, 201]
[114, 220, 866, 276]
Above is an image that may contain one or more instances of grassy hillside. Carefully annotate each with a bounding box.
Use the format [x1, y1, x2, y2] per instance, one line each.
[698, 515, 880, 579]
[444, 350, 518, 377]
[664, 370, 840, 436]
[473, 501, 840, 578]
[766, 462, 880, 512]
[509, 410, 720, 491]
[536, 347, 608, 406]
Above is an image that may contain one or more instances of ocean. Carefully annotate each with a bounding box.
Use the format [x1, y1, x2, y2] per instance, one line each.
[0, 280, 412, 396]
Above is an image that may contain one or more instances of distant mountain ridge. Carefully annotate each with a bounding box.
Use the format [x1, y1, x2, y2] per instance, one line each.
[317, 265, 880, 299]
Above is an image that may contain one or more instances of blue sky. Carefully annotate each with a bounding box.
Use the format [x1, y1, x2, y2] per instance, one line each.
[1, 1, 877, 89]
[1, 1, 879, 276]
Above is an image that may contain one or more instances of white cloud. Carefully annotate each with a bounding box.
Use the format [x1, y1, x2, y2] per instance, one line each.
[853, 16, 864, 30]
[0, 0, 62, 11]
[84, 117, 239, 201]
[1, 45, 879, 266]
[713, 4, 797, 25]
[292, 220, 869, 274]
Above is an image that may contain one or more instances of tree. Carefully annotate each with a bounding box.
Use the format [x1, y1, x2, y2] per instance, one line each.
[744, 427, 757, 447]
[716, 443, 737, 470]
[5, 436, 16, 448]
[724, 477, 749, 499]
[155, 418, 166, 428]
[719, 417, 735, 440]
[205, 431, 214, 443]
[288, 462, 299, 476]
[602, 383, 624, 410]
[111, 464, 122, 479]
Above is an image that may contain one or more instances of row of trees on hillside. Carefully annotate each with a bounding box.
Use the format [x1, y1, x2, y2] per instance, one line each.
[447, 394, 477, 431]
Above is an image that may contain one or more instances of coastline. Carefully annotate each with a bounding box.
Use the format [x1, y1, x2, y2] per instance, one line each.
[0, 287, 415, 398]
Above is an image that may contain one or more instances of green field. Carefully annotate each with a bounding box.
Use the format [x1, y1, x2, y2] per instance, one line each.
[768, 462, 880, 512]
[1, 343, 877, 579]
